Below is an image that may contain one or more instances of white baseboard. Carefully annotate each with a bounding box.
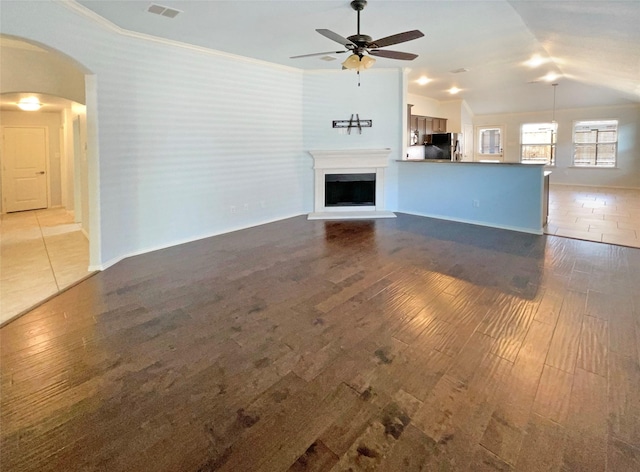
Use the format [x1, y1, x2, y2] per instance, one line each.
[94, 212, 307, 271]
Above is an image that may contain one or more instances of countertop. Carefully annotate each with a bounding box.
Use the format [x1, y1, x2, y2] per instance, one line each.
[397, 159, 546, 166]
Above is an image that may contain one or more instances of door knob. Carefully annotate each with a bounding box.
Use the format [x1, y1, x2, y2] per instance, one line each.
[36, 171, 45, 175]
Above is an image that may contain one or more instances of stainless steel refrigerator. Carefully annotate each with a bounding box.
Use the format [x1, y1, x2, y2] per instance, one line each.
[424, 133, 462, 161]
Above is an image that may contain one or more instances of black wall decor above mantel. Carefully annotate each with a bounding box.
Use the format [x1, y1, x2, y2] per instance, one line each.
[332, 114, 372, 134]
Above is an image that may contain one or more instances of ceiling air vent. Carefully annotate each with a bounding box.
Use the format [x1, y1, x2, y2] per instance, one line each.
[147, 4, 181, 18]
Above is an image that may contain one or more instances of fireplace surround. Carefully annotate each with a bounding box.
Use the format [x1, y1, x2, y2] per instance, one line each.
[308, 149, 396, 220]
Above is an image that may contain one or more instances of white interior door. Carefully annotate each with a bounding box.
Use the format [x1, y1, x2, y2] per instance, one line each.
[2, 127, 48, 212]
[463, 124, 474, 161]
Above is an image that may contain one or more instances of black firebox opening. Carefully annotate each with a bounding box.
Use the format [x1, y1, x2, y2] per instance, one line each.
[325, 173, 376, 207]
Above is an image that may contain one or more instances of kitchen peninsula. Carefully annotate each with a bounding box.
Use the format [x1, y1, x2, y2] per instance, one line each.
[397, 160, 549, 234]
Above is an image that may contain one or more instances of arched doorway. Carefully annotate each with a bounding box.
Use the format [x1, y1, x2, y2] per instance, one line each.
[0, 35, 100, 325]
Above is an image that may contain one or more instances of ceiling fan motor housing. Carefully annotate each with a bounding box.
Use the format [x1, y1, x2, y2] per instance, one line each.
[347, 34, 373, 54]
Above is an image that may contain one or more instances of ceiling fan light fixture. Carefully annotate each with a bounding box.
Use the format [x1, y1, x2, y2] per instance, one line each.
[342, 54, 375, 71]
[542, 72, 560, 82]
[341, 54, 359, 69]
[17, 97, 42, 111]
[360, 55, 375, 69]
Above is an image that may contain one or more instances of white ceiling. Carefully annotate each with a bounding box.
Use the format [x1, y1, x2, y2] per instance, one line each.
[26, 1, 640, 114]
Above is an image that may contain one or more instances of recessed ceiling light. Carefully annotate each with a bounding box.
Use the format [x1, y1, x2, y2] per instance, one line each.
[448, 87, 461, 95]
[450, 68, 469, 74]
[525, 54, 547, 68]
[416, 76, 431, 85]
[542, 72, 561, 82]
[320, 56, 337, 62]
[17, 97, 42, 111]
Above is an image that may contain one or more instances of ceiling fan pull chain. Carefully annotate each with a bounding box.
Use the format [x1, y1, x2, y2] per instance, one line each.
[358, 70, 361, 87]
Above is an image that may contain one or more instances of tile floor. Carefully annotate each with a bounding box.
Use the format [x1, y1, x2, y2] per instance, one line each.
[1, 208, 91, 325]
[545, 184, 640, 248]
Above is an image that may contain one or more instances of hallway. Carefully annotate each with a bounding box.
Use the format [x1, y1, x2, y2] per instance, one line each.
[0, 208, 91, 325]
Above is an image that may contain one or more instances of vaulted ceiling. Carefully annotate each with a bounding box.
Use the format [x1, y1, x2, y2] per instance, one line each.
[26, 1, 640, 114]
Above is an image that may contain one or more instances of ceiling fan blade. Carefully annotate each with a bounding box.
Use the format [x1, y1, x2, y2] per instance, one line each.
[368, 30, 424, 48]
[316, 29, 357, 48]
[368, 49, 418, 60]
[290, 51, 347, 59]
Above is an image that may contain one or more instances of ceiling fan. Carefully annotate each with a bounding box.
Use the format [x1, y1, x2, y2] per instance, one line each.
[290, 0, 424, 72]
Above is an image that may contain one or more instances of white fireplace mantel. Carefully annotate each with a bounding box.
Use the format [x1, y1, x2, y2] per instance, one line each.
[308, 148, 396, 220]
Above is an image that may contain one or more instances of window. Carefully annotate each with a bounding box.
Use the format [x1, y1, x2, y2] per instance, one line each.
[573, 120, 617, 167]
[520, 123, 556, 165]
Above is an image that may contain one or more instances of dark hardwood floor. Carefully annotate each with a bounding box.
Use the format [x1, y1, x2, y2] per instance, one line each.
[1, 214, 639, 471]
